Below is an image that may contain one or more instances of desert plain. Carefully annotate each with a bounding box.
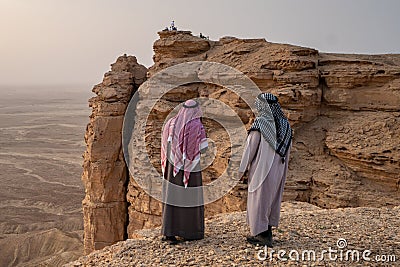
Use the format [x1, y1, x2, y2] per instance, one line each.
[0, 86, 90, 266]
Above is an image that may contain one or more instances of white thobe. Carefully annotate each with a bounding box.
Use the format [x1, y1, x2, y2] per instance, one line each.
[239, 131, 290, 236]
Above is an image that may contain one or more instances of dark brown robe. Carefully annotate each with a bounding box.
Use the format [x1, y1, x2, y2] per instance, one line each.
[161, 161, 204, 240]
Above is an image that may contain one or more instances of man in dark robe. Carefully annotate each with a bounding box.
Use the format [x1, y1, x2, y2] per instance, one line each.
[161, 99, 208, 244]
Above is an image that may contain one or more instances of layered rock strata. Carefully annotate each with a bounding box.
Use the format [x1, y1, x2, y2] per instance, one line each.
[82, 31, 400, 253]
[82, 55, 147, 253]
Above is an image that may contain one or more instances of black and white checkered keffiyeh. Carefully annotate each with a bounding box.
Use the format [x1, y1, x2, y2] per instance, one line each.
[249, 93, 292, 162]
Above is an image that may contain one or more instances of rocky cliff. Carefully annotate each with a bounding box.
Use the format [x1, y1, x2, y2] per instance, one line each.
[81, 55, 147, 254]
[82, 31, 400, 254]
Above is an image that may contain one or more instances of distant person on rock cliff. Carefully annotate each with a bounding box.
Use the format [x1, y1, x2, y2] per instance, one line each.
[238, 93, 292, 247]
[160, 99, 208, 245]
[170, 20, 177, 31]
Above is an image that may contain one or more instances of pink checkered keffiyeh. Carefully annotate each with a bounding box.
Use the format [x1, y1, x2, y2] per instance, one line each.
[161, 100, 208, 188]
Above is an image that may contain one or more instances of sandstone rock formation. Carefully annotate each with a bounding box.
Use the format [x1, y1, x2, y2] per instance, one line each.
[82, 55, 147, 253]
[82, 31, 400, 254]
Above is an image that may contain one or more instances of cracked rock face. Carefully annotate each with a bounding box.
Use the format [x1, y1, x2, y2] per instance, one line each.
[82, 55, 147, 254]
[82, 31, 400, 254]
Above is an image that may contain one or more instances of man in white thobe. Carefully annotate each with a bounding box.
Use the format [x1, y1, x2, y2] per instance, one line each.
[239, 93, 292, 247]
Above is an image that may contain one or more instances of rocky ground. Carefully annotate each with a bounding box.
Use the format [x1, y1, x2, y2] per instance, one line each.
[66, 201, 399, 266]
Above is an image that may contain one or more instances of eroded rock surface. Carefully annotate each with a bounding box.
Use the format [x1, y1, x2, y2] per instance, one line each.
[82, 31, 400, 254]
[82, 55, 147, 253]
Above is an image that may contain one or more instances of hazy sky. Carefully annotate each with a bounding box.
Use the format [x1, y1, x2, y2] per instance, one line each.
[1, 0, 399, 88]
